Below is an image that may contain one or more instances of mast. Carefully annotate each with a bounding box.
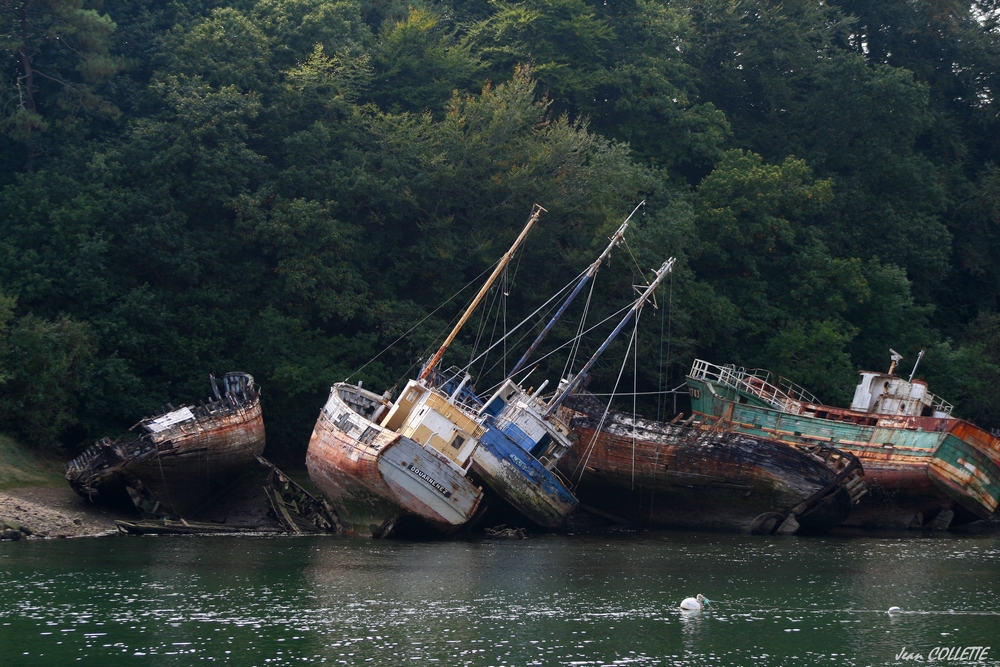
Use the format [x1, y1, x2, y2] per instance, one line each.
[418, 204, 546, 382]
[507, 202, 643, 380]
[543, 257, 676, 417]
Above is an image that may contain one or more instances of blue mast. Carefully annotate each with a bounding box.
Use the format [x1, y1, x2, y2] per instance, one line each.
[543, 257, 676, 418]
[506, 202, 644, 380]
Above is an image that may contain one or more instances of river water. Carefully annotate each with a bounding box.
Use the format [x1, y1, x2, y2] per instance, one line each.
[1, 530, 999, 666]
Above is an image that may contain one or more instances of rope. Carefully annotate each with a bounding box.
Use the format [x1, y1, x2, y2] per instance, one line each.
[476, 303, 635, 398]
[632, 308, 641, 490]
[570, 321, 639, 487]
[462, 268, 590, 373]
[562, 274, 597, 382]
[621, 238, 651, 290]
[346, 260, 501, 383]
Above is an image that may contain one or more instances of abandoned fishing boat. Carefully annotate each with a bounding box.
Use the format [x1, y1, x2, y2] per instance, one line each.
[423, 204, 679, 528]
[65, 372, 266, 517]
[306, 205, 555, 536]
[306, 379, 486, 537]
[558, 393, 864, 534]
[461, 254, 678, 527]
[442, 206, 647, 527]
[686, 356, 1000, 529]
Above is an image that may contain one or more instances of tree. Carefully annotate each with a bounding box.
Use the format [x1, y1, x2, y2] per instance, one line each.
[464, 0, 615, 113]
[690, 149, 868, 400]
[370, 7, 482, 115]
[0, 311, 96, 448]
[1, 0, 124, 167]
[593, 0, 730, 181]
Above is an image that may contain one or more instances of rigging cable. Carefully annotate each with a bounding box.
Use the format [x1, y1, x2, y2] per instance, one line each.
[346, 260, 501, 385]
[475, 302, 634, 398]
[633, 307, 641, 490]
[457, 267, 594, 378]
[561, 273, 598, 383]
[570, 318, 639, 489]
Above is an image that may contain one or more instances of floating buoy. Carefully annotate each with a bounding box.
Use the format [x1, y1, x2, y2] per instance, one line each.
[888, 606, 901, 614]
[680, 594, 708, 611]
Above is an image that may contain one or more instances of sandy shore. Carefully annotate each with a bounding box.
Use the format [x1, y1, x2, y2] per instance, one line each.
[0, 485, 135, 539]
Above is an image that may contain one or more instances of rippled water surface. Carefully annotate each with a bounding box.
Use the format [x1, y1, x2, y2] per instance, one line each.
[2, 530, 999, 666]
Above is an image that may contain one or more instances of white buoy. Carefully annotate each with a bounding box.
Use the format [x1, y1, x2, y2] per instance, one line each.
[680, 594, 707, 611]
[888, 606, 901, 614]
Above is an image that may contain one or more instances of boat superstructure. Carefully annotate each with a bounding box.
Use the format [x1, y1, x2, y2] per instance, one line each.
[687, 357, 1000, 528]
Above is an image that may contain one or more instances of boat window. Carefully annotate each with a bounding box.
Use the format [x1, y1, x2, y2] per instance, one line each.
[450, 434, 466, 450]
[530, 433, 552, 458]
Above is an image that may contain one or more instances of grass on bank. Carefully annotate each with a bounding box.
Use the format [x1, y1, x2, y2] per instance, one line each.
[0, 433, 66, 490]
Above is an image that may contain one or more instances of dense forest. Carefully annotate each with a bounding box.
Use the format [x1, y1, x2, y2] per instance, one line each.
[1, 0, 999, 456]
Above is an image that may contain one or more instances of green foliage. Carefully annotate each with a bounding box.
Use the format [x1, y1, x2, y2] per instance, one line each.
[1, 0, 1000, 455]
[0, 312, 96, 448]
[465, 0, 615, 111]
[690, 150, 869, 401]
[371, 7, 482, 114]
[164, 7, 273, 92]
[0, 0, 125, 167]
[253, 0, 371, 65]
[595, 0, 730, 178]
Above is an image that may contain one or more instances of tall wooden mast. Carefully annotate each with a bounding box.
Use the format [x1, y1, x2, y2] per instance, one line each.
[418, 204, 546, 382]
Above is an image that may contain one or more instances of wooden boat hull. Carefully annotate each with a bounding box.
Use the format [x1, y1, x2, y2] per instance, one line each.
[306, 384, 484, 537]
[469, 427, 577, 527]
[66, 373, 266, 517]
[560, 403, 854, 534]
[687, 374, 1000, 527]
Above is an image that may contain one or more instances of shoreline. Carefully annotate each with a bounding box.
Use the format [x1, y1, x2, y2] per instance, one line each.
[0, 484, 135, 539]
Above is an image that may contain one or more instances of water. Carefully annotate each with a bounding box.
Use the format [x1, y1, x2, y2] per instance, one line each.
[2, 530, 999, 666]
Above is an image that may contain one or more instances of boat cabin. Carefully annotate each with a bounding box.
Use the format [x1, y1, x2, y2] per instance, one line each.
[480, 379, 573, 467]
[849, 372, 953, 418]
[379, 379, 483, 468]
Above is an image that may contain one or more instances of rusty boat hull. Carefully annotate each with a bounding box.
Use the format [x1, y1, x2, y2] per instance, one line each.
[306, 383, 484, 537]
[468, 425, 577, 528]
[559, 397, 859, 534]
[687, 361, 1000, 529]
[66, 373, 266, 517]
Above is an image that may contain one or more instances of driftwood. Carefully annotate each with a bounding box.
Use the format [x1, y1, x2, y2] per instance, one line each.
[113, 456, 343, 536]
[258, 456, 342, 534]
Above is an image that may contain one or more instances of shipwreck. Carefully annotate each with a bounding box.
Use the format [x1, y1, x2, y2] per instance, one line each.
[66, 372, 266, 517]
[559, 393, 864, 534]
[686, 356, 1000, 529]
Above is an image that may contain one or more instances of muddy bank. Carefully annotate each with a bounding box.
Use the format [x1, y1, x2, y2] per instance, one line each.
[1, 460, 338, 541]
[0, 485, 133, 539]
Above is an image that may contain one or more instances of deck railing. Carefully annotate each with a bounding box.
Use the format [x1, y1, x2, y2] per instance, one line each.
[929, 393, 955, 416]
[688, 359, 818, 411]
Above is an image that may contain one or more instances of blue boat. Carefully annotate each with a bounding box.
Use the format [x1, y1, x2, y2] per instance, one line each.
[415, 204, 676, 527]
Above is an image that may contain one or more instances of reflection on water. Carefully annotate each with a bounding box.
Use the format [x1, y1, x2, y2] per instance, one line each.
[1, 530, 999, 666]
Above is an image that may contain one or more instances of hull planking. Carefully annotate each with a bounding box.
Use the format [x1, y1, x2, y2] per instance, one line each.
[559, 397, 857, 534]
